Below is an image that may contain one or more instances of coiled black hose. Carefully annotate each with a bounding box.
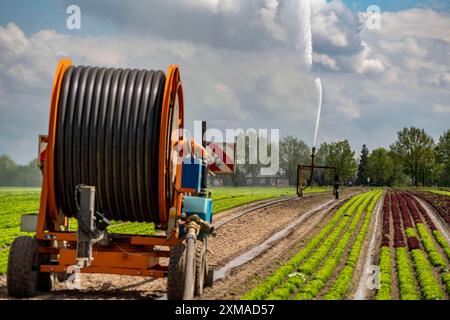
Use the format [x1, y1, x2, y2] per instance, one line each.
[54, 65, 166, 223]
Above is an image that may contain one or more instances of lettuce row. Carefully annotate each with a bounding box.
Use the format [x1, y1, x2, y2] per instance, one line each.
[414, 224, 450, 295]
[431, 230, 450, 261]
[410, 249, 445, 300]
[396, 247, 420, 300]
[374, 246, 393, 300]
[263, 192, 373, 300]
[416, 223, 447, 268]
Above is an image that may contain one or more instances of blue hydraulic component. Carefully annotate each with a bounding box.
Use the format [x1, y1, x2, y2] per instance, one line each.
[183, 196, 213, 223]
[180, 160, 202, 193]
[179, 196, 213, 240]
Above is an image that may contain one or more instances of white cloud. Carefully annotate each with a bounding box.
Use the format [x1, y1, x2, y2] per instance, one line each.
[313, 53, 340, 71]
[375, 9, 450, 42]
[0, 2, 449, 163]
[0, 22, 319, 162]
[354, 43, 385, 74]
[433, 104, 450, 113]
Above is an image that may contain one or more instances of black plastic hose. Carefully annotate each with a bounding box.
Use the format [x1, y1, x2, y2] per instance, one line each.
[55, 65, 166, 223]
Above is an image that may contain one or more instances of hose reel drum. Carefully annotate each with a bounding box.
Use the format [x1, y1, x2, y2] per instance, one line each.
[47, 59, 184, 228]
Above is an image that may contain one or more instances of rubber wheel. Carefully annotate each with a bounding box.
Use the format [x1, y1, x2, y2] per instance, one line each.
[56, 272, 68, 283]
[195, 240, 206, 296]
[167, 243, 195, 300]
[37, 251, 52, 292]
[205, 266, 214, 288]
[7, 236, 52, 297]
[37, 272, 52, 292]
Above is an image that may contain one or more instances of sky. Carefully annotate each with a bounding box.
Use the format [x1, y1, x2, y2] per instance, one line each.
[0, 0, 449, 164]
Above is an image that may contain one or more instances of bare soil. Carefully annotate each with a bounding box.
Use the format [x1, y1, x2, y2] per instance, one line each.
[352, 193, 384, 299]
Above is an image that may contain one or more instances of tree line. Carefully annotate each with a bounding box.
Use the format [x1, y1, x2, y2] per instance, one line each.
[223, 126, 450, 187]
[357, 127, 449, 187]
[0, 126, 448, 188]
[0, 156, 42, 187]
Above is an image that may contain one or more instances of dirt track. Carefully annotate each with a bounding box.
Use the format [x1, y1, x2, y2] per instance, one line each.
[0, 189, 362, 300]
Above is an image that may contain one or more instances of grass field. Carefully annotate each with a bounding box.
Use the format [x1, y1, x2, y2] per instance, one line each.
[0, 186, 329, 275]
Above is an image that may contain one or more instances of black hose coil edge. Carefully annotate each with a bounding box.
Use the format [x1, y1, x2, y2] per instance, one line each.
[55, 65, 166, 223]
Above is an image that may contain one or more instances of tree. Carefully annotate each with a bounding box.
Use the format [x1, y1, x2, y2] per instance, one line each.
[390, 127, 434, 186]
[235, 130, 264, 185]
[315, 142, 331, 184]
[279, 136, 310, 186]
[367, 148, 394, 186]
[0, 155, 18, 186]
[436, 129, 450, 186]
[0, 155, 41, 187]
[325, 140, 357, 181]
[388, 150, 410, 186]
[356, 144, 369, 186]
[16, 159, 42, 187]
[229, 165, 246, 186]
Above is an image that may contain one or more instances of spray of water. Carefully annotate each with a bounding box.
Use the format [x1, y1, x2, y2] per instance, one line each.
[299, 0, 323, 147]
[313, 77, 322, 148]
[299, 0, 312, 67]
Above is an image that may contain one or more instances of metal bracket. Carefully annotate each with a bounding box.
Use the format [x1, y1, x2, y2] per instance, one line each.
[184, 214, 215, 237]
[75, 185, 109, 267]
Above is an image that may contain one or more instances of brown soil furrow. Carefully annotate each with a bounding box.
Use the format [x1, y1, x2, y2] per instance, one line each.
[352, 192, 384, 299]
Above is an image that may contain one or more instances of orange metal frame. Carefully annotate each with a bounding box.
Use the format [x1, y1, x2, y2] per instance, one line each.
[34, 60, 184, 278]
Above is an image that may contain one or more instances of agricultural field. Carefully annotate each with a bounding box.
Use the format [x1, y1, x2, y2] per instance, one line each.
[239, 189, 450, 300]
[410, 191, 450, 225]
[422, 189, 450, 197]
[0, 188, 41, 274]
[428, 190, 450, 197]
[375, 190, 450, 300]
[0, 186, 328, 275]
[1, 186, 449, 300]
[210, 186, 327, 213]
[241, 190, 383, 300]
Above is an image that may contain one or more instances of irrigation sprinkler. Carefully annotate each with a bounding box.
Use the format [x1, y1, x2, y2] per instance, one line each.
[296, 147, 340, 199]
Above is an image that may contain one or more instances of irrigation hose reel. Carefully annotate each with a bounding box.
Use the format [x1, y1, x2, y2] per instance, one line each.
[7, 59, 214, 300]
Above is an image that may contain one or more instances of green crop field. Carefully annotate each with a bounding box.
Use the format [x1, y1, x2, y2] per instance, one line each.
[241, 189, 450, 300]
[241, 190, 383, 300]
[0, 186, 329, 275]
[427, 190, 450, 197]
